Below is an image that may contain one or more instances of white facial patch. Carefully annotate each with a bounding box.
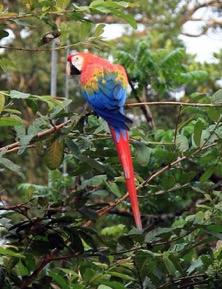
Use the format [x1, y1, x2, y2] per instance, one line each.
[71, 55, 84, 72]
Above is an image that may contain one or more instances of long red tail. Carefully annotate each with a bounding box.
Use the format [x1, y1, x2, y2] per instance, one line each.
[109, 126, 142, 230]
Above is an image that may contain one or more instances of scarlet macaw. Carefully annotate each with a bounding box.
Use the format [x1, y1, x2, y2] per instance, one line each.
[66, 52, 142, 229]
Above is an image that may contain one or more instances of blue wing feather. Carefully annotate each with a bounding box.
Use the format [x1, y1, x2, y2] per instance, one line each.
[81, 69, 132, 138]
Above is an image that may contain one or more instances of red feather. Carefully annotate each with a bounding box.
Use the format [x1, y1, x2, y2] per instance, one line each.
[109, 126, 142, 230]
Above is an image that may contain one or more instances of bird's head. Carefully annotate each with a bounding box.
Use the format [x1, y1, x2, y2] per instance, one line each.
[67, 52, 97, 76]
[66, 53, 84, 75]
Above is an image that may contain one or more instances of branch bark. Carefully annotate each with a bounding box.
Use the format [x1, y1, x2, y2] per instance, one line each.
[1, 101, 222, 154]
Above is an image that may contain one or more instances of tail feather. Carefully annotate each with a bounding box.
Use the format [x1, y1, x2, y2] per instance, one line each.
[109, 126, 142, 230]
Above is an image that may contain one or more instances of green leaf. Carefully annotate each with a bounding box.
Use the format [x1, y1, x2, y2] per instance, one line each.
[44, 138, 64, 170]
[0, 94, 5, 114]
[89, 273, 111, 284]
[111, 10, 137, 29]
[92, 5, 110, 13]
[0, 157, 24, 178]
[168, 253, 184, 275]
[12, 19, 35, 27]
[175, 134, 189, 152]
[82, 174, 107, 187]
[118, 235, 134, 250]
[17, 260, 29, 276]
[95, 23, 105, 37]
[101, 281, 127, 289]
[145, 227, 174, 243]
[0, 247, 24, 258]
[72, 3, 91, 13]
[200, 166, 215, 182]
[0, 57, 15, 71]
[212, 88, 222, 103]
[78, 230, 97, 250]
[90, 0, 129, 9]
[9, 90, 31, 99]
[108, 271, 135, 281]
[0, 30, 9, 40]
[25, 99, 39, 114]
[49, 272, 69, 289]
[56, 0, 70, 9]
[163, 252, 177, 276]
[207, 107, 220, 121]
[69, 285, 85, 289]
[98, 285, 112, 289]
[79, 207, 98, 221]
[66, 138, 105, 173]
[160, 48, 185, 66]
[193, 119, 204, 147]
[102, 224, 125, 236]
[207, 224, 222, 233]
[79, 21, 92, 41]
[17, 183, 49, 195]
[186, 256, 203, 274]
[90, 0, 108, 8]
[0, 116, 23, 126]
[69, 233, 85, 254]
[89, 1, 137, 28]
[161, 174, 176, 190]
[106, 181, 121, 198]
[179, 70, 208, 83]
[2, 108, 21, 114]
[189, 92, 206, 102]
[82, 268, 95, 283]
[57, 267, 79, 278]
[133, 141, 150, 166]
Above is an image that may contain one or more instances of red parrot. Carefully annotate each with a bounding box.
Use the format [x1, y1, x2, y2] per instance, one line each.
[66, 52, 142, 230]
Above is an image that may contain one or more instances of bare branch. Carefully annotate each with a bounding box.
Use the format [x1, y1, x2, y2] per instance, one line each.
[125, 101, 222, 108]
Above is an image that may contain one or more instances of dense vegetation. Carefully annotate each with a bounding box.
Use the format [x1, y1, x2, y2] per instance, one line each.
[0, 1, 222, 288]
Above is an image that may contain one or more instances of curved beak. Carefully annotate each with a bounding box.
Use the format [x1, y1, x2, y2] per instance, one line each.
[66, 62, 81, 76]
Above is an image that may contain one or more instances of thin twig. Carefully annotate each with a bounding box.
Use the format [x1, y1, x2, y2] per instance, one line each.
[125, 101, 222, 108]
[0, 120, 71, 153]
[139, 141, 217, 188]
[82, 192, 129, 228]
[127, 78, 155, 129]
[174, 105, 182, 143]
[158, 273, 207, 288]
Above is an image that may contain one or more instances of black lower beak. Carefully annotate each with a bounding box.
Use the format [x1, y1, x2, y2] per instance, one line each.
[70, 63, 81, 75]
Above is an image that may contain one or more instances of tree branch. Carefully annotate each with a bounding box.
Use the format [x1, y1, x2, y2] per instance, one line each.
[0, 119, 71, 153]
[158, 273, 208, 289]
[125, 101, 222, 108]
[127, 78, 155, 130]
[2, 101, 220, 154]
[140, 141, 217, 188]
[20, 248, 60, 289]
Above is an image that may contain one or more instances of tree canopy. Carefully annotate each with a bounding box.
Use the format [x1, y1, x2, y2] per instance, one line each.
[0, 1, 222, 288]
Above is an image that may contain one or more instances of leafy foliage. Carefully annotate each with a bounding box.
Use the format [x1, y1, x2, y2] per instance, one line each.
[0, 1, 222, 289]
